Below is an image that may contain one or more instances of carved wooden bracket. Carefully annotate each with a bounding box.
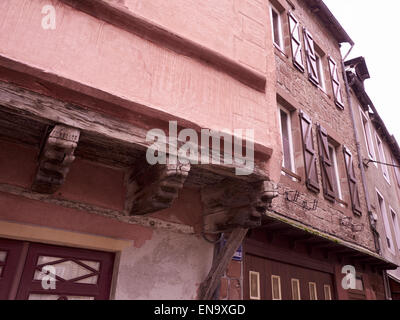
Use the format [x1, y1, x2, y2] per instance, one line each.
[202, 180, 278, 232]
[32, 125, 80, 194]
[126, 163, 190, 216]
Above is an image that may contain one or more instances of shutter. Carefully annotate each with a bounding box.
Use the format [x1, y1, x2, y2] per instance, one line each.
[303, 28, 319, 86]
[288, 12, 304, 72]
[328, 57, 344, 109]
[299, 111, 320, 193]
[343, 147, 362, 215]
[317, 125, 336, 202]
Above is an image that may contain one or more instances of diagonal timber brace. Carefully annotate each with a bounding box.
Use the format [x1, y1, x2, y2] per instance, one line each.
[32, 125, 80, 194]
[126, 162, 191, 216]
[198, 227, 248, 300]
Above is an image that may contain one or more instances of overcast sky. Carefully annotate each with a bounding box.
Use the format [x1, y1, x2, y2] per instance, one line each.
[324, 0, 400, 142]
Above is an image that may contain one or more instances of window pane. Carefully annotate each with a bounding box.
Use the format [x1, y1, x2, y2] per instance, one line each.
[309, 282, 318, 300]
[272, 276, 282, 300]
[280, 109, 293, 171]
[0, 251, 7, 262]
[249, 271, 260, 300]
[272, 10, 281, 46]
[291, 279, 301, 300]
[324, 285, 332, 300]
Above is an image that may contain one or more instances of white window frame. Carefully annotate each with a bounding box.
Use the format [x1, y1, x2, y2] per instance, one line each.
[390, 207, 400, 252]
[376, 189, 395, 254]
[376, 134, 391, 184]
[291, 279, 301, 300]
[315, 52, 326, 92]
[309, 282, 318, 300]
[249, 271, 261, 300]
[278, 106, 296, 174]
[323, 285, 332, 300]
[270, 5, 284, 51]
[329, 142, 343, 201]
[271, 275, 282, 300]
[359, 108, 376, 163]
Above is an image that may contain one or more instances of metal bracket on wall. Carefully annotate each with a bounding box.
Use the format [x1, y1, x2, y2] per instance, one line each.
[284, 191, 318, 211]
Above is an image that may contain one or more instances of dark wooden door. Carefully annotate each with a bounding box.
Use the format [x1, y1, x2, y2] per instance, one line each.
[0, 238, 114, 300]
[245, 254, 335, 300]
[0, 239, 25, 300]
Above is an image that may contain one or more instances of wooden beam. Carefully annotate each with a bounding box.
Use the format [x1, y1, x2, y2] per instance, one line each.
[198, 227, 248, 300]
[32, 125, 80, 194]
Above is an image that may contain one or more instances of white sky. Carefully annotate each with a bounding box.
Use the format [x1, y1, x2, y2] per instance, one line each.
[324, 0, 400, 142]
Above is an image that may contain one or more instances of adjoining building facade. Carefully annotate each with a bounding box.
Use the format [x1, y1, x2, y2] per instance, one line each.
[0, 0, 398, 300]
[345, 56, 400, 300]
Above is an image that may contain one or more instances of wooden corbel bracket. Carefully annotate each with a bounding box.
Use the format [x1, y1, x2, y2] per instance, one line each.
[32, 125, 80, 194]
[127, 162, 191, 216]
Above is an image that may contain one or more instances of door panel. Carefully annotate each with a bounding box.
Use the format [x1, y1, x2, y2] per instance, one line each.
[0, 238, 114, 300]
[0, 239, 24, 300]
[16, 243, 114, 300]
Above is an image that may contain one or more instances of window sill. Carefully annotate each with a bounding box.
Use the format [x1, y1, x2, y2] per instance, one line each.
[274, 44, 288, 59]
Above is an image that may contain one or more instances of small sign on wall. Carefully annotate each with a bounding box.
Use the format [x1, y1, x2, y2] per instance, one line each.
[232, 244, 243, 261]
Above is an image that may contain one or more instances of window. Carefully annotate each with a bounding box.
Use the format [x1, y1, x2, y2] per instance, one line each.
[309, 282, 318, 300]
[291, 279, 301, 300]
[376, 135, 390, 183]
[278, 107, 295, 173]
[356, 276, 364, 291]
[328, 57, 344, 109]
[249, 271, 261, 300]
[315, 52, 326, 91]
[329, 143, 343, 200]
[271, 275, 282, 300]
[360, 108, 376, 161]
[377, 190, 395, 254]
[270, 5, 283, 50]
[324, 285, 332, 300]
[390, 208, 400, 252]
[392, 157, 400, 188]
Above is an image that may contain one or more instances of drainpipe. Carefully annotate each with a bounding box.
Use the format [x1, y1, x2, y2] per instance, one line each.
[341, 46, 390, 299]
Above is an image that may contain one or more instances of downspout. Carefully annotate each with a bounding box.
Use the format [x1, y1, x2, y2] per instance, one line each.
[341, 45, 391, 300]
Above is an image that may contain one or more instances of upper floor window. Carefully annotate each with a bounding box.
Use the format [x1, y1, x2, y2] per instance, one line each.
[360, 108, 376, 161]
[328, 142, 343, 201]
[315, 51, 326, 91]
[392, 156, 400, 188]
[270, 5, 283, 50]
[376, 190, 395, 254]
[278, 106, 295, 173]
[376, 135, 390, 184]
[390, 208, 400, 252]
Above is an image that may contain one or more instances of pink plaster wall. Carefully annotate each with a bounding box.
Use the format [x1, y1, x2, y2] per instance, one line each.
[105, 0, 269, 73]
[0, 0, 282, 183]
[59, 158, 126, 211]
[0, 191, 152, 247]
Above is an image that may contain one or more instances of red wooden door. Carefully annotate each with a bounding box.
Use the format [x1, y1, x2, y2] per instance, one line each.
[245, 254, 335, 300]
[0, 238, 114, 300]
[0, 239, 24, 300]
